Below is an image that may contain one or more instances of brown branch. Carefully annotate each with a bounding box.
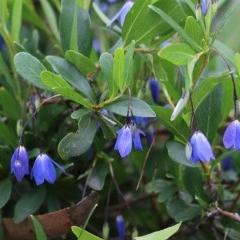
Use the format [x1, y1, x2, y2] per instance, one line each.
[2, 191, 98, 240]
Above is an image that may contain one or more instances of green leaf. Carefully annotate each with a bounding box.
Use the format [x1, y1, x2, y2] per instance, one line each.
[167, 141, 199, 167]
[149, 5, 201, 51]
[158, 43, 195, 65]
[88, 161, 108, 191]
[124, 40, 135, 86]
[151, 106, 188, 142]
[234, 53, 240, 76]
[105, 97, 156, 118]
[97, 113, 117, 139]
[45, 56, 95, 101]
[72, 226, 103, 240]
[99, 53, 116, 98]
[0, 0, 9, 24]
[145, 179, 177, 203]
[0, 177, 12, 208]
[59, 0, 91, 56]
[0, 88, 21, 120]
[123, 0, 186, 47]
[65, 50, 96, 77]
[71, 109, 92, 120]
[39, 0, 60, 41]
[134, 222, 181, 240]
[113, 48, 125, 91]
[14, 52, 47, 90]
[192, 75, 226, 112]
[14, 187, 46, 223]
[184, 16, 204, 47]
[58, 114, 98, 160]
[0, 121, 17, 147]
[30, 215, 47, 240]
[183, 167, 208, 206]
[167, 196, 201, 222]
[195, 84, 223, 143]
[40, 71, 93, 108]
[11, 0, 22, 42]
[212, 40, 235, 65]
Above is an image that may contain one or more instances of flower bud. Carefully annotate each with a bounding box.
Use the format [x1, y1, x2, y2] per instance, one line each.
[116, 215, 125, 240]
[102, 222, 110, 240]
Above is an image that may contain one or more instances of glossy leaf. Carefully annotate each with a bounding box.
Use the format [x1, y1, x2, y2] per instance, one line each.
[40, 71, 93, 108]
[122, 0, 186, 47]
[30, 215, 47, 240]
[124, 40, 135, 86]
[167, 141, 199, 167]
[58, 115, 98, 160]
[192, 76, 226, 111]
[39, 0, 59, 41]
[65, 50, 96, 77]
[14, 187, 46, 223]
[105, 97, 156, 118]
[11, 0, 22, 42]
[113, 48, 125, 91]
[72, 226, 103, 240]
[14, 52, 47, 90]
[99, 52, 116, 98]
[0, 177, 12, 208]
[88, 160, 108, 191]
[195, 84, 223, 143]
[149, 5, 201, 51]
[167, 196, 201, 222]
[59, 0, 91, 56]
[184, 16, 204, 47]
[158, 43, 195, 65]
[151, 106, 188, 142]
[45, 56, 95, 101]
[134, 222, 181, 240]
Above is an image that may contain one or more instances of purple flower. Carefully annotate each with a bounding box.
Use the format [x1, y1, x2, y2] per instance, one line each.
[190, 130, 215, 163]
[107, 1, 134, 27]
[114, 122, 145, 157]
[116, 215, 125, 240]
[31, 153, 64, 185]
[223, 120, 240, 150]
[201, 0, 209, 16]
[0, 35, 4, 51]
[149, 78, 160, 103]
[11, 146, 29, 182]
[221, 157, 235, 172]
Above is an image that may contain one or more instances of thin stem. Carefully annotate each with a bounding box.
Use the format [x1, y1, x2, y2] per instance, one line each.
[189, 91, 197, 136]
[127, 87, 133, 123]
[211, 47, 239, 119]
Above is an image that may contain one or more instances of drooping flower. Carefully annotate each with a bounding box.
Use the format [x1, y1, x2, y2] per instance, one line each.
[201, 0, 210, 16]
[189, 130, 215, 163]
[114, 121, 145, 157]
[107, 1, 134, 27]
[116, 215, 125, 240]
[31, 153, 64, 185]
[223, 119, 240, 150]
[149, 78, 160, 103]
[11, 145, 29, 182]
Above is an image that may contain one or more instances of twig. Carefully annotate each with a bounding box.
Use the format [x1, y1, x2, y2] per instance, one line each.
[3, 191, 98, 240]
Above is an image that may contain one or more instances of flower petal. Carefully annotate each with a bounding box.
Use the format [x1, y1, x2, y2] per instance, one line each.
[223, 120, 237, 149]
